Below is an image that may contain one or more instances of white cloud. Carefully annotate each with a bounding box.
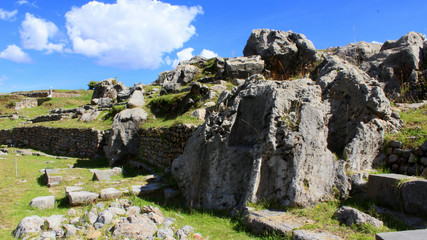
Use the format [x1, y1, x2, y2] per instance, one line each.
[65, 0, 203, 69]
[171, 47, 218, 67]
[17, 0, 28, 5]
[20, 13, 64, 53]
[200, 49, 218, 59]
[172, 47, 194, 67]
[0, 44, 32, 63]
[0, 8, 17, 21]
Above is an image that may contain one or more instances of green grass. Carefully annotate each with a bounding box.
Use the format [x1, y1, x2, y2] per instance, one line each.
[385, 105, 427, 148]
[0, 147, 283, 240]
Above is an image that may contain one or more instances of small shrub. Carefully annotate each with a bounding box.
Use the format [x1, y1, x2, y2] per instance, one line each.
[87, 81, 98, 90]
[104, 105, 126, 119]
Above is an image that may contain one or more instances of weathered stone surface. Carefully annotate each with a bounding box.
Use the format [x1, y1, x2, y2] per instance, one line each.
[177, 225, 195, 239]
[100, 188, 123, 200]
[376, 229, 427, 240]
[334, 206, 383, 228]
[156, 60, 201, 95]
[131, 183, 164, 196]
[243, 29, 318, 78]
[13, 215, 44, 238]
[92, 170, 112, 181]
[127, 90, 145, 108]
[400, 179, 427, 218]
[29, 196, 55, 210]
[293, 230, 343, 240]
[191, 109, 206, 121]
[91, 78, 118, 103]
[224, 56, 265, 79]
[111, 214, 158, 239]
[79, 110, 100, 122]
[172, 64, 398, 210]
[245, 210, 310, 235]
[106, 108, 148, 166]
[45, 214, 63, 230]
[334, 41, 381, 66]
[362, 32, 426, 97]
[367, 174, 412, 211]
[67, 191, 99, 206]
[45, 169, 63, 187]
[96, 210, 114, 225]
[316, 56, 401, 171]
[64, 224, 77, 237]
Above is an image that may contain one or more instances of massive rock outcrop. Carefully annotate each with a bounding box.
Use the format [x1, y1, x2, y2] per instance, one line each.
[243, 29, 319, 79]
[106, 108, 148, 166]
[361, 32, 426, 98]
[172, 56, 401, 210]
[334, 41, 382, 66]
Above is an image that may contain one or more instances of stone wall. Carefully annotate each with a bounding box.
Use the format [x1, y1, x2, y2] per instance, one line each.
[12, 91, 81, 98]
[384, 140, 427, 176]
[14, 98, 38, 110]
[0, 126, 106, 157]
[138, 125, 197, 167]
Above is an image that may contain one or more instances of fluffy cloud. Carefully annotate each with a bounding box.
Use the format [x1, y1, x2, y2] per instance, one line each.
[172, 47, 218, 67]
[0, 44, 32, 63]
[0, 8, 17, 21]
[65, 0, 203, 69]
[200, 49, 218, 59]
[172, 47, 194, 67]
[20, 13, 64, 53]
[17, 0, 29, 5]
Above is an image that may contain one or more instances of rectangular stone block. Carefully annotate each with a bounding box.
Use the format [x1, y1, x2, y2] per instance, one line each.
[400, 179, 427, 218]
[367, 174, 415, 211]
[376, 229, 427, 240]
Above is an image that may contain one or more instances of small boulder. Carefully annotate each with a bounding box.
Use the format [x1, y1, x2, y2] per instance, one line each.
[127, 90, 145, 108]
[13, 215, 44, 239]
[29, 196, 55, 210]
[111, 214, 158, 239]
[224, 56, 265, 79]
[334, 206, 383, 228]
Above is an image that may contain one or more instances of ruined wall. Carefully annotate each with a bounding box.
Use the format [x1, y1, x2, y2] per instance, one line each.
[14, 98, 38, 110]
[384, 140, 427, 176]
[0, 126, 106, 157]
[138, 125, 197, 167]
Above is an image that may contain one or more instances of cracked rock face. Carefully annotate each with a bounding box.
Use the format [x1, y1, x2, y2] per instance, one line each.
[243, 29, 319, 78]
[172, 56, 401, 210]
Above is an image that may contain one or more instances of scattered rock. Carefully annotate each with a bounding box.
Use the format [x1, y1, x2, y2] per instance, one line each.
[29, 196, 55, 210]
[293, 229, 344, 240]
[100, 188, 123, 200]
[334, 206, 383, 228]
[224, 55, 265, 79]
[245, 210, 311, 235]
[111, 214, 158, 239]
[13, 215, 44, 239]
[191, 109, 206, 121]
[45, 169, 63, 187]
[67, 191, 99, 206]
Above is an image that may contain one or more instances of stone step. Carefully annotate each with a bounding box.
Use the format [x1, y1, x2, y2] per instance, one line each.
[367, 173, 427, 218]
[376, 229, 427, 240]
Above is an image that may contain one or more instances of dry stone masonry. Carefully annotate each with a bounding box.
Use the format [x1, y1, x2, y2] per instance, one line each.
[139, 124, 197, 167]
[0, 126, 106, 157]
[384, 140, 427, 176]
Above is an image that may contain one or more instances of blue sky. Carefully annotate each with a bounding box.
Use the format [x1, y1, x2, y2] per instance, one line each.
[0, 0, 426, 93]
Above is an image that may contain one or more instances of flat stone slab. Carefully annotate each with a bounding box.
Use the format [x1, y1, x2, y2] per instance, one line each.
[92, 168, 122, 181]
[131, 183, 164, 196]
[376, 229, 427, 240]
[293, 230, 343, 240]
[400, 179, 427, 218]
[66, 191, 99, 206]
[65, 186, 83, 193]
[100, 188, 123, 200]
[244, 210, 313, 235]
[29, 196, 55, 210]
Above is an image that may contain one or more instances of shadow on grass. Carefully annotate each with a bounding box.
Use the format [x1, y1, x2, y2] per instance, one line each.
[36, 174, 46, 186]
[73, 157, 109, 169]
[132, 192, 285, 240]
[57, 197, 69, 209]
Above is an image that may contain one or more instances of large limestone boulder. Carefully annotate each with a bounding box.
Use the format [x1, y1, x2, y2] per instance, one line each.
[224, 56, 265, 78]
[172, 55, 400, 210]
[155, 58, 202, 95]
[316, 56, 402, 171]
[334, 41, 382, 66]
[91, 78, 118, 103]
[172, 78, 337, 209]
[106, 108, 148, 166]
[127, 90, 145, 108]
[243, 29, 319, 78]
[362, 32, 426, 98]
